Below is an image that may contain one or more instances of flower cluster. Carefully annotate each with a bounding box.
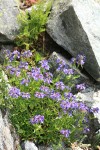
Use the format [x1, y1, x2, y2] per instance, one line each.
[9, 87, 30, 99]
[19, 62, 29, 70]
[60, 100, 88, 112]
[71, 54, 86, 66]
[64, 92, 76, 100]
[40, 60, 50, 70]
[35, 92, 45, 99]
[20, 78, 30, 86]
[4, 50, 99, 144]
[30, 115, 44, 124]
[9, 87, 21, 98]
[56, 59, 73, 75]
[7, 66, 21, 77]
[21, 92, 30, 99]
[60, 129, 70, 138]
[30, 67, 43, 81]
[4, 49, 32, 62]
[55, 81, 65, 90]
[76, 83, 86, 91]
[22, 50, 32, 58]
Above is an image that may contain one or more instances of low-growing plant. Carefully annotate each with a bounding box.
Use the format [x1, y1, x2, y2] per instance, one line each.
[1, 50, 99, 147]
[16, 0, 53, 49]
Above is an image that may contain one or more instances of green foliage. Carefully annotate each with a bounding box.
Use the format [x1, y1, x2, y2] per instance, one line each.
[16, 0, 53, 49]
[0, 50, 89, 147]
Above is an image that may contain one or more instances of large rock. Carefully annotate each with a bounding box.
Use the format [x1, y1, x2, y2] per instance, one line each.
[0, 110, 20, 150]
[47, 0, 100, 82]
[0, 0, 19, 42]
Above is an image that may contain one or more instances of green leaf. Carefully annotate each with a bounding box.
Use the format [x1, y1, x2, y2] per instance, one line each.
[35, 52, 42, 62]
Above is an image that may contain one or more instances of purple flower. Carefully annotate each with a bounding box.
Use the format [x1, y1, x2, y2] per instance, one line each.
[70, 101, 79, 109]
[90, 107, 99, 113]
[35, 92, 45, 98]
[60, 100, 69, 110]
[15, 69, 21, 77]
[40, 86, 50, 94]
[44, 72, 53, 78]
[60, 100, 71, 110]
[32, 72, 43, 81]
[64, 92, 76, 100]
[43, 78, 52, 84]
[82, 117, 89, 124]
[43, 72, 53, 84]
[40, 60, 50, 70]
[70, 57, 76, 64]
[79, 102, 88, 111]
[76, 54, 86, 66]
[19, 62, 28, 70]
[4, 50, 11, 58]
[57, 59, 66, 67]
[22, 50, 32, 58]
[9, 87, 21, 98]
[31, 67, 40, 73]
[56, 59, 67, 71]
[50, 91, 61, 101]
[21, 92, 30, 99]
[60, 100, 79, 110]
[76, 83, 86, 91]
[10, 67, 16, 75]
[20, 79, 30, 86]
[9, 67, 21, 77]
[55, 81, 65, 90]
[60, 129, 70, 138]
[12, 50, 20, 59]
[9, 50, 20, 61]
[30, 115, 44, 124]
[6, 65, 12, 70]
[83, 127, 90, 134]
[63, 68, 74, 75]
[31, 67, 43, 81]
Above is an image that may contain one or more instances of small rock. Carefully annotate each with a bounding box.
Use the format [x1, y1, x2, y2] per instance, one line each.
[21, 141, 38, 150]
[0, 110, 20, 150]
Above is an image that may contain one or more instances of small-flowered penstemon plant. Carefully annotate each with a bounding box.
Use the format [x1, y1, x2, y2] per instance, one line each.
[2, 50, 99, 145]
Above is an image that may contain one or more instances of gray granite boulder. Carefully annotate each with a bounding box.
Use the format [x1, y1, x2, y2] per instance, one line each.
[0, 0, 19, 42]
[47, 0, 100, 82]
[0, 110, 20, 150]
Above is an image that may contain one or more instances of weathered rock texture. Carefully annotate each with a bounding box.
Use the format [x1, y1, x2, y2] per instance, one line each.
[0, 0, 19, 42]
[47, 0, 100, 82]
[49, 52, 89, 86]
[77, 88, 100, 125]
[21, 141, 38, 150]
[0, 110, 20, 150]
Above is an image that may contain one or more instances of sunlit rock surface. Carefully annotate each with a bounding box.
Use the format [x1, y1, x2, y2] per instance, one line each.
[0, 110, 19, 150]
[0, 0, 19, 42]
[47, 0, 100, 81]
